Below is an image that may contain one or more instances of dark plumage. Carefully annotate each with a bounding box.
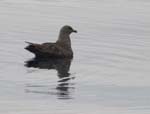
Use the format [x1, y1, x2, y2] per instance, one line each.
[25, 25, 77, 58]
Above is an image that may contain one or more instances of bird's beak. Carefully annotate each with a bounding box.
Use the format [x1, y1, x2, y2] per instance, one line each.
[73, 30, 77, 33]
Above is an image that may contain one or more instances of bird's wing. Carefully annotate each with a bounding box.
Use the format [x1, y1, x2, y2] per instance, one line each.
[25, 41, 63, 57]
[40, 43, 63, 56]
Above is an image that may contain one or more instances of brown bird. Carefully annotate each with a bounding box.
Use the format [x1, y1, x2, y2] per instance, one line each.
[25, 25, 77, 58]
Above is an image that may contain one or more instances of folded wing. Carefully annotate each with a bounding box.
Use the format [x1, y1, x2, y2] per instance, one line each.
[25, 42, 63, 58]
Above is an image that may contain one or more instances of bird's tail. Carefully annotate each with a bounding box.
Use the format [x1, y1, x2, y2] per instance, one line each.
[25, 41, 34, 45]
[25, 41, 37, 53]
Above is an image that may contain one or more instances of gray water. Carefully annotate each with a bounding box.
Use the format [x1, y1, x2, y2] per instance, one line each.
[0, 0, 150, 114]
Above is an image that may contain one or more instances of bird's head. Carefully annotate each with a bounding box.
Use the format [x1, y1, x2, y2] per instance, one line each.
[60, 25, 77, 35]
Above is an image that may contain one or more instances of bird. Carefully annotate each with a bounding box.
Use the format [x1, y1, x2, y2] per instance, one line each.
[25, 25, 77, 58]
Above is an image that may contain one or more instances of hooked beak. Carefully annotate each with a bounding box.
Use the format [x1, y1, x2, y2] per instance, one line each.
[73, 30, 77, 33]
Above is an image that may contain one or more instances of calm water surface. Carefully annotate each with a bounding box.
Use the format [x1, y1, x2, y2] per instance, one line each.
[0, 0, 150, 114]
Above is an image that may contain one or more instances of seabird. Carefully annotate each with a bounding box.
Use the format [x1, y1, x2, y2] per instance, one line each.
[25, 25, 77, 58]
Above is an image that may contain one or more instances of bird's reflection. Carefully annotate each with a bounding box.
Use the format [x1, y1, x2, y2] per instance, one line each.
[25, 57, 75, 99]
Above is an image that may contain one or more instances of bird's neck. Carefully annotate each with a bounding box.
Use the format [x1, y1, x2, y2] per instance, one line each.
[56, 33, 72, 49]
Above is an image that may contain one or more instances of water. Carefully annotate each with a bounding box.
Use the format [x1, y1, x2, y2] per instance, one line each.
[0, 0, 150, 113]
